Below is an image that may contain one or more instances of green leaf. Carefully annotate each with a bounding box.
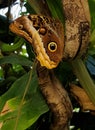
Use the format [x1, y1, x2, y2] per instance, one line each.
[0, 71, 33, 111]
[27, 0, 65, 23]
[0, 37, 24, 52]
[27, 0, 51, 16]
[46, 0, 64, 23]
[0, 70, 49, 130]
[0, 54, 32, 67]
[88, 0, 95, 32]
[90, 29, 95, 43]
[71, 59, 95, 105]
[0, 94, 48, 130]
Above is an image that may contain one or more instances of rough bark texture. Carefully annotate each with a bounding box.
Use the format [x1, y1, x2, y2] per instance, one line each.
[62, 0, 91, 59]
[36, 63, 72, 130]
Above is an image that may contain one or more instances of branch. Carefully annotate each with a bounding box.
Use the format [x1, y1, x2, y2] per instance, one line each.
[36, 63, 72, 130]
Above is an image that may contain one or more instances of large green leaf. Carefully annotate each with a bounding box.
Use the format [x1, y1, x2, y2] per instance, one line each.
[88, 0, 95, 55]
[46, 0, 64, 23]
[27, 0, 51, 16]
[0, 37, 24, 52]
[0, 70, 49, 130]
[27, 0, 64, 23]
[0, 54, 32, 67]
[0, 94, 48, 130]
[88, 0, 95, 31]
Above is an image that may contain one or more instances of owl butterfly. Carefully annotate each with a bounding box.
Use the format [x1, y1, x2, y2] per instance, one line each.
[9, 15, 64, 69]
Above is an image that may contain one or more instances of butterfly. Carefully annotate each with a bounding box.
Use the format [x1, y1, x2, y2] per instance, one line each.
[9, 15, 64, 69]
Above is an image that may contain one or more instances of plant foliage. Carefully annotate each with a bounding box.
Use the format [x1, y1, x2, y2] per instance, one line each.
[0, 0, 95, 130]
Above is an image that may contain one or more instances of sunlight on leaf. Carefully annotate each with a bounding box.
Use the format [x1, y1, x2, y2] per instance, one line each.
[0, 70, 49, 130]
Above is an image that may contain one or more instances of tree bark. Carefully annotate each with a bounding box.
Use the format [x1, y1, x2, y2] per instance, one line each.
[36, 63, 72, 130]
